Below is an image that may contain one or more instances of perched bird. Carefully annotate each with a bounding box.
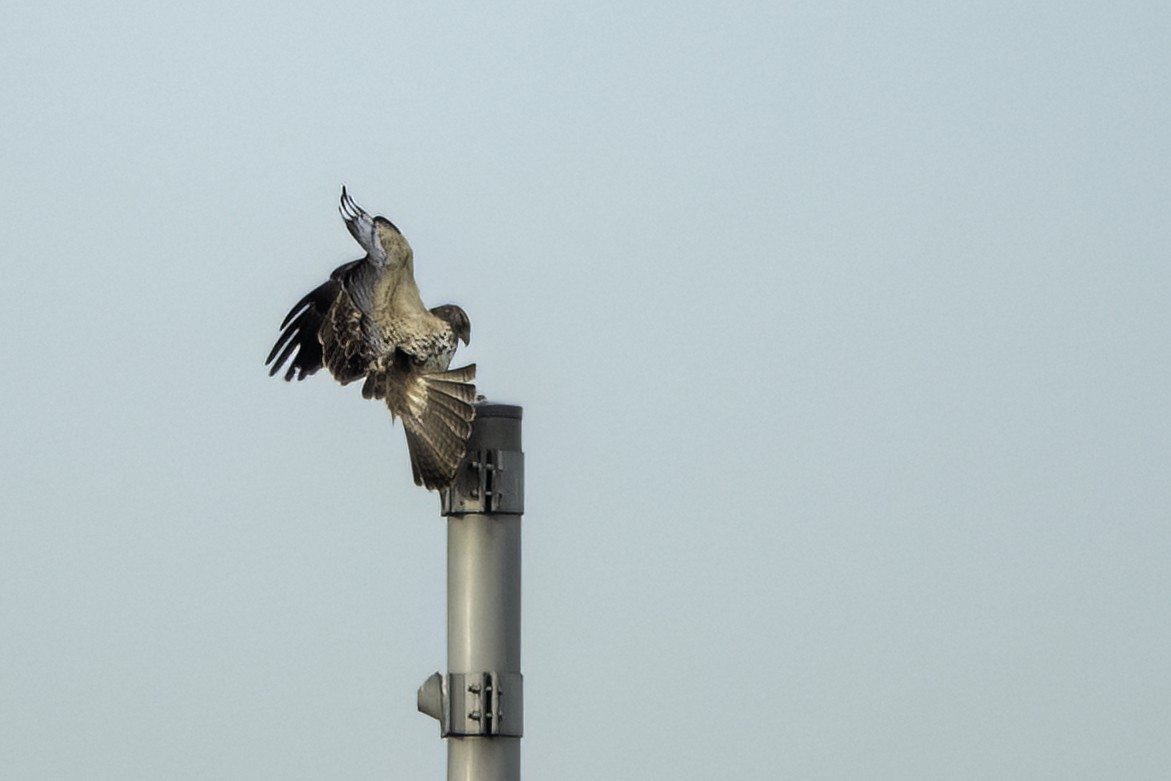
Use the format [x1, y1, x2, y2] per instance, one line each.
[266, 188, 476, 490]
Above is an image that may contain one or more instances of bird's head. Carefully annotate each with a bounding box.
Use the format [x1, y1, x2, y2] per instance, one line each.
[431, 304, 472, 346]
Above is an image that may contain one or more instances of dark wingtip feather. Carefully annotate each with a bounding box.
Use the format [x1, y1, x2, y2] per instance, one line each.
[266, 278, 341, 382]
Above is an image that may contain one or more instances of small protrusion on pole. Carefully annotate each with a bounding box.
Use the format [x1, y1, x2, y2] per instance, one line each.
[417, 671, 445, 724]
[414, 674, 444, 725]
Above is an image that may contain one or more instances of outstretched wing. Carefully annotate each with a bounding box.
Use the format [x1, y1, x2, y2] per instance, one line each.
[266, 258, 369, 383]
[320, 286, 377, 385]
[363, 351, 477, 489]
[266, 278, 340, 381]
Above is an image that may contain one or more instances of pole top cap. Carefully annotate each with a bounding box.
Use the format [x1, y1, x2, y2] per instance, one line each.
[473, 401, 523, 420]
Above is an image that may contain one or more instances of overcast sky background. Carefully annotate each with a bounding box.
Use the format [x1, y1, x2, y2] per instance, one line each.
[2, 2, 1169, 779]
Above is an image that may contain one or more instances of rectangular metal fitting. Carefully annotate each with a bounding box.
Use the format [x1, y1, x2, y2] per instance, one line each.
[442, 449, 525, 516]
[418, 671, 524, 738]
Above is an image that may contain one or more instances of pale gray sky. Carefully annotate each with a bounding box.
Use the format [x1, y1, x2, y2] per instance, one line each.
[2, 2, 1169, 779]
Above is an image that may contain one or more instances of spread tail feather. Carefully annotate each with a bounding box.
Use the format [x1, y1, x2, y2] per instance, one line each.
[396, 363, 477, 489]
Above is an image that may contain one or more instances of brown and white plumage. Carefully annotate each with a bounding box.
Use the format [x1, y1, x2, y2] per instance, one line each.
[266, 188, 476, 490]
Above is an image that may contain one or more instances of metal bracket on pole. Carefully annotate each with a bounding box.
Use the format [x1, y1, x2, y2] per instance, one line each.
[417, 671, 524, 737]
[441, 448, 524, 516]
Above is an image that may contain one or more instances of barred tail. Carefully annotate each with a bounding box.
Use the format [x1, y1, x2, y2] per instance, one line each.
[391, 365, 477, 489]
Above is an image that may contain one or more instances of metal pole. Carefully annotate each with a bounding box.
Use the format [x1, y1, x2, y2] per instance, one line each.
[419, 402, 524, 781]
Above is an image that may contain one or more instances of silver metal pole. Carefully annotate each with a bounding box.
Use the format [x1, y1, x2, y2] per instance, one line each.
[419, 402, 524, 781]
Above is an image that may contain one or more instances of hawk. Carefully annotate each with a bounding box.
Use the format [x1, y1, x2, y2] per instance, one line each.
[265, 188, 476, 490]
